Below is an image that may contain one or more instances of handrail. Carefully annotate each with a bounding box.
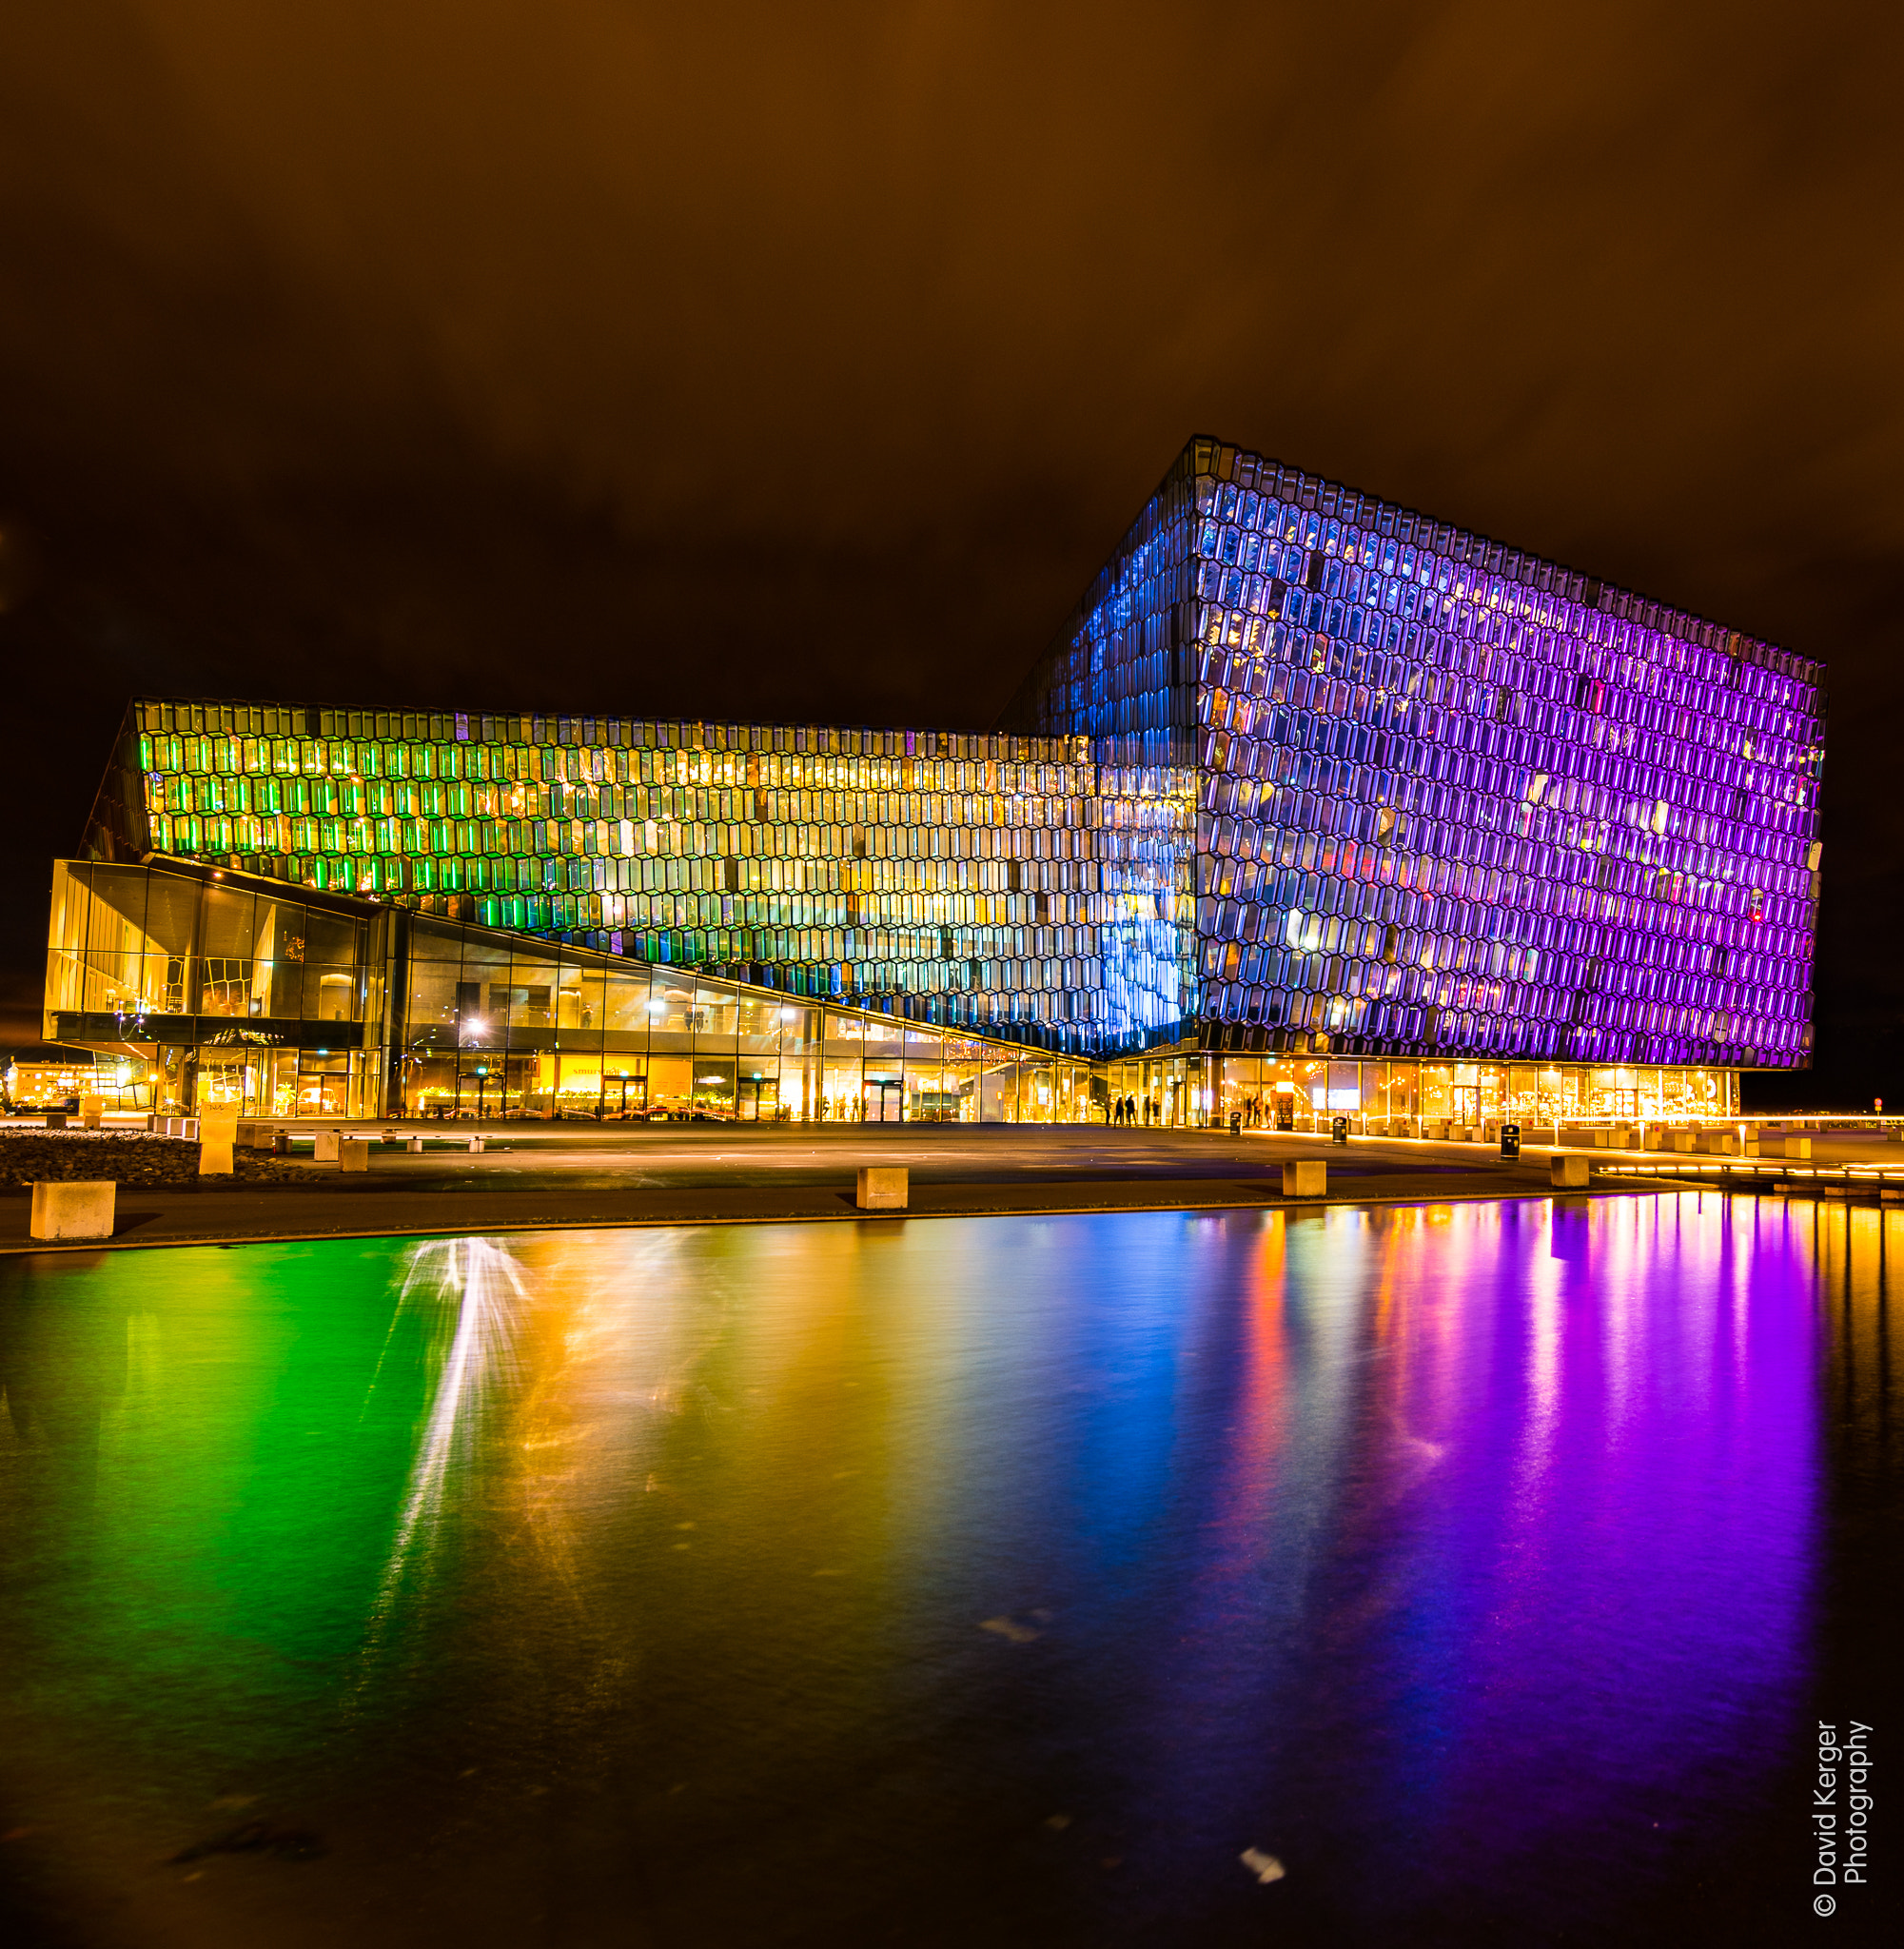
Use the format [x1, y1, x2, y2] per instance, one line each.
[1593, 1158, 1904, 1195]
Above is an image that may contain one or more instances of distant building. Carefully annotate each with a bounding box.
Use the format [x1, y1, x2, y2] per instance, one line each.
[46, 438, 1821, 1126]
[3, 1043, 144, 1112]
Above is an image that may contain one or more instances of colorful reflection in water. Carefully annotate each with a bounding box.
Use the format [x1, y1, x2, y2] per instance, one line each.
[0, 1195, 1891, 1946]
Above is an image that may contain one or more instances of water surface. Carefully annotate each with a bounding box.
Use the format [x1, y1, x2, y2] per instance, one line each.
[0, 1197, 1894, 1945]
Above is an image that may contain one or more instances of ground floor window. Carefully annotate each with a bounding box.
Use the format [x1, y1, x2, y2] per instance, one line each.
[1204, 1058, 1738, 1133]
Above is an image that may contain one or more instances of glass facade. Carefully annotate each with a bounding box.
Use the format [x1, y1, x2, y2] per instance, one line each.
[67, 436, 1820, 1091]
[43, 858, 1094, 1122]
[45, 858, 391, 1119]
[1009, 440, 1822, 1073]
[88, 711, 1123, 1051]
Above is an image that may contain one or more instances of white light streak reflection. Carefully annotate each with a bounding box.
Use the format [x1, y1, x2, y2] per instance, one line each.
[367, 1238, 528, 1638]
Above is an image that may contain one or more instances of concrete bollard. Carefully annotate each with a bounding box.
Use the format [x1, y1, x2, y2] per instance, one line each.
[407, 1135, 424, 1153]
[339, 1138, 371, 1172]
[30, 1180, 116, 1241]
[199, 1108, 239, 1175]
[856, 1165, 909, 1210]
[1282, 1159, 1326, 1197]
[1782, 1135, 1812, 1160]
[313, 1129, 342, 1162]
[1667, 1131, 1695, 1152]
[1550, 1153, 1590, 1189]
[468, 1135, 486, 1154]
[79, 1093, 105, 1131]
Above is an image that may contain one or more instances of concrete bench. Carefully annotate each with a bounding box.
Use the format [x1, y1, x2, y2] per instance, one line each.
[856, 1166, 908, 1210]
[199, 1109, 239, 1175]
[30, 1180, 116, 1241]
[1550, 1153, 1590, 1189]
[1283, 1159, 1325, 1197]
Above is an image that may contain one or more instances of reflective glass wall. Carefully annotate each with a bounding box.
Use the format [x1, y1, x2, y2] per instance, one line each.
[112, 707, 1120, 1053]
[44, 860, 1098, 1123]
[1007, 437, 1822, 1073]
[998, 443, 1202, 1040]
[395, 910, 1090, 1122]
[43, 860, 383, 1117]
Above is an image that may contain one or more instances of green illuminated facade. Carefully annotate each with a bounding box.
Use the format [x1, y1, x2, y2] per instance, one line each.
[83, 707, 1175, 1049]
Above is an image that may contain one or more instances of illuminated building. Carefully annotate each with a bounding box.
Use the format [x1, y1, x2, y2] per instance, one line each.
[47, 439, 1822, 1124]
[2, 1044, 146, 1112]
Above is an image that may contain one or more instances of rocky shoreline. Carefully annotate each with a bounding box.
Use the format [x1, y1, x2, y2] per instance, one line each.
[0, 1131, 317, 1191]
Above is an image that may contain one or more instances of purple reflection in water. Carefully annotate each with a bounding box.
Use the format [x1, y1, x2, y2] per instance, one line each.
[1099, 1195, 1819, 1936]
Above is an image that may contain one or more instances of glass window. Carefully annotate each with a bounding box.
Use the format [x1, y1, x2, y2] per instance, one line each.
[646, 1054, 694, 1119]
[778, 1004, 823, 1121]
[736, 994, 781, 1056]
[307, 966, 359, 1025]
[604, 967, 651, 1037]
[978, 1055, 1019, 1122]
[77, 866, 152, 962]
[302, 907, 359, 967]
[692, 1056, 738, 1119]
[820, 1009, 864, 1121]
[693, 976, 738, 1046]
[142, 873, 201, 963]
[557, 958, 605, 1032]
[507, 960, 557, 1033]
[199, 886, 259, 962]
[647, 971, 697, 1042]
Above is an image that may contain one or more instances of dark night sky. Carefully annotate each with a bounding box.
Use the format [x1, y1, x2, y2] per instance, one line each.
[2, 3, 1899, 1100]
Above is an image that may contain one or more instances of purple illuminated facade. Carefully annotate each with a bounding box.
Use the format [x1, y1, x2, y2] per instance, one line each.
[1005, 436, 1823, 1072]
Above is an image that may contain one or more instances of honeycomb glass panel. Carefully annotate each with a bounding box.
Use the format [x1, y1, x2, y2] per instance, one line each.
[72, 437, 1818, 1117]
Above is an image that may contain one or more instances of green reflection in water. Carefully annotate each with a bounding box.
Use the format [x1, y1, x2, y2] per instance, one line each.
[1, 1243, 432, 1782]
